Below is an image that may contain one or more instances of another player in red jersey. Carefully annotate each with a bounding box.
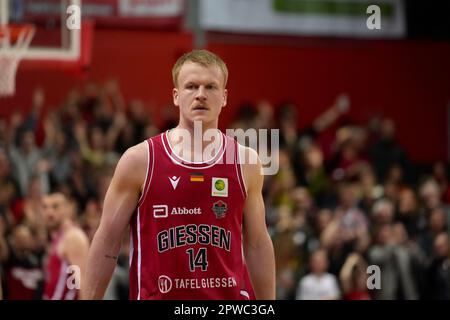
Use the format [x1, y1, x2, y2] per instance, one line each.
[42, 192, 90, 300]
[84, 50, 276, 300]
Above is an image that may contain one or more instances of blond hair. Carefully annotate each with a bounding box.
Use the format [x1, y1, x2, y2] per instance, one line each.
[172, 49, 228, 88]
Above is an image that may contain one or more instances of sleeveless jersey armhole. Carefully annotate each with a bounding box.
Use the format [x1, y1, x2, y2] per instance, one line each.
[137, 138, 154, 208]
[235, 142, 248, 199]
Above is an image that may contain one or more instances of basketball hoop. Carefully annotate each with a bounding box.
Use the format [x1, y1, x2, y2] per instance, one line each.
[0, 24, 35, 97]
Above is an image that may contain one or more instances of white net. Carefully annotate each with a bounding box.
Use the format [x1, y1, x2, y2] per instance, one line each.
[0, 26, 35, 97]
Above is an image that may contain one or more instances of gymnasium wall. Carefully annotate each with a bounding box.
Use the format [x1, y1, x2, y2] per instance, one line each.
[1, 29, 449, 163]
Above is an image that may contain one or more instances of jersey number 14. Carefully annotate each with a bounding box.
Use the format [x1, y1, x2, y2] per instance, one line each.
[186, 248, 208, 272]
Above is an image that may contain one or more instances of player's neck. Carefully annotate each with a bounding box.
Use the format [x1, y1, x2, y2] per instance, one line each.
[176, 118, 218, 133]
[51, 219, 73, 238]
[174, 119, 221, 144]
[169, 124, 223, 163]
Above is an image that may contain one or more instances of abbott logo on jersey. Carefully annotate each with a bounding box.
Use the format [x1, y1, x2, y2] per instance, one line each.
[153, 205, 168, 218]
[171, 207, 202, 215]
[153, 205, 202, 218]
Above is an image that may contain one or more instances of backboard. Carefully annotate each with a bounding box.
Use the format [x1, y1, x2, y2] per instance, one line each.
[0, 0, 87, 64]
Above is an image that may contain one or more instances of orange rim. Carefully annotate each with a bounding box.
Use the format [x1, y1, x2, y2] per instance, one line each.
[0, 24, 35, 42]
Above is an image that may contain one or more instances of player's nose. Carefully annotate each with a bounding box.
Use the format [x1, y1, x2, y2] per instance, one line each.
[195, 86, 207, 100]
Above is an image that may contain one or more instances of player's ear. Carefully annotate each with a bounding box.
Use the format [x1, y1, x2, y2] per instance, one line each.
[222, 89, 227, 108]
[173, 88, 179, 106]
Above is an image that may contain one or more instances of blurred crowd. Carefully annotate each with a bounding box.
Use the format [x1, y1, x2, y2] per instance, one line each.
[0, 80, 449, 300]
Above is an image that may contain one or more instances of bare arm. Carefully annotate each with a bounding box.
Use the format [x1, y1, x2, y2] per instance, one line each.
[62, 228, 90, 299]
[339, 253, 359, 294]
[241, 146, 276, 300]
[320, 217, 341, 250]
[83, 143, 147, 299]
[312, 94, 349, 133]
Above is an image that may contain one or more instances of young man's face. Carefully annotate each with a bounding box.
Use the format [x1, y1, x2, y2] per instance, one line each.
[173, 62, 227, 128]
[42, 193, 67, 231]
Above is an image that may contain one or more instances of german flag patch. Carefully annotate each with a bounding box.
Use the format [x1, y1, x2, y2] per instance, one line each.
[190, 173, 204, 182]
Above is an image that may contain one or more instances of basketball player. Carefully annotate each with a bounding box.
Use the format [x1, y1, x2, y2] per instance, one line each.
[42, 192, 90, 300]
[84, 50, 275, 300]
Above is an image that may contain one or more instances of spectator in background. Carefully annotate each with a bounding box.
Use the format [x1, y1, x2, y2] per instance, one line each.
[5, 88, 49, 197]
[0, 214, 9, 299]
[80, 199, 101, 242]
[79, 81, 103, 123]
[313, 208, 333, 247]
[11, 176, 38, 223]
[109, 112, 134, 155]
[290, 186, 321, 257]
[297, 143, 331, 206]
[368, 224, 419, 299]
[396, 187, 421, 239]
[90, 97, 114, 135]
[383, 180, 402, 204]
[369, 117, 410, 183]
[386, 163, 406, 187]
[432, 162, 450, 204]
[419, 178, 450, 238]
[0, 119, 8, 149]
[74, 122, 116, 169]
[357, 165, 382, 215]
[289, 95, 350, 186]
[8, 127, 50, 198]
[391, 222, 428, 299]
[272, 188, 318, 299]
[320, 215, 350, 277]
[335, 183, 370, 253]
[58, 89, 83, 151]
[339, 253, 371, 300]
[66, 148, 95, 210]
[272, 205, 300, 300]
[426, 233, 450, 299]
[371, 198, 395, 227]
[127, 99, 151, 144]
[0, 148, 17, 218]
[382, 164, 408, 203]
[2, 224, 45, 300]
[328, 125, 369, 183]
[266, 148, 297, 208]
[102, 79, 126, 116]
[295, 249, 341, 300]
[418, 207, 448, 260]
[42, 113, 73, 189]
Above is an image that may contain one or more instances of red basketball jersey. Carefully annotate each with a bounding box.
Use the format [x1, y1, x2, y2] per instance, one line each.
[43, 228, 78, 300]
[129, 131, 255, 300]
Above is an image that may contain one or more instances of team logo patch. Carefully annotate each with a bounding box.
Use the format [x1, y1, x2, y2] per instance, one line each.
[212, 177, 228, 197]
[158, 275, 172, 294]
[212, 200, 228, 219]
